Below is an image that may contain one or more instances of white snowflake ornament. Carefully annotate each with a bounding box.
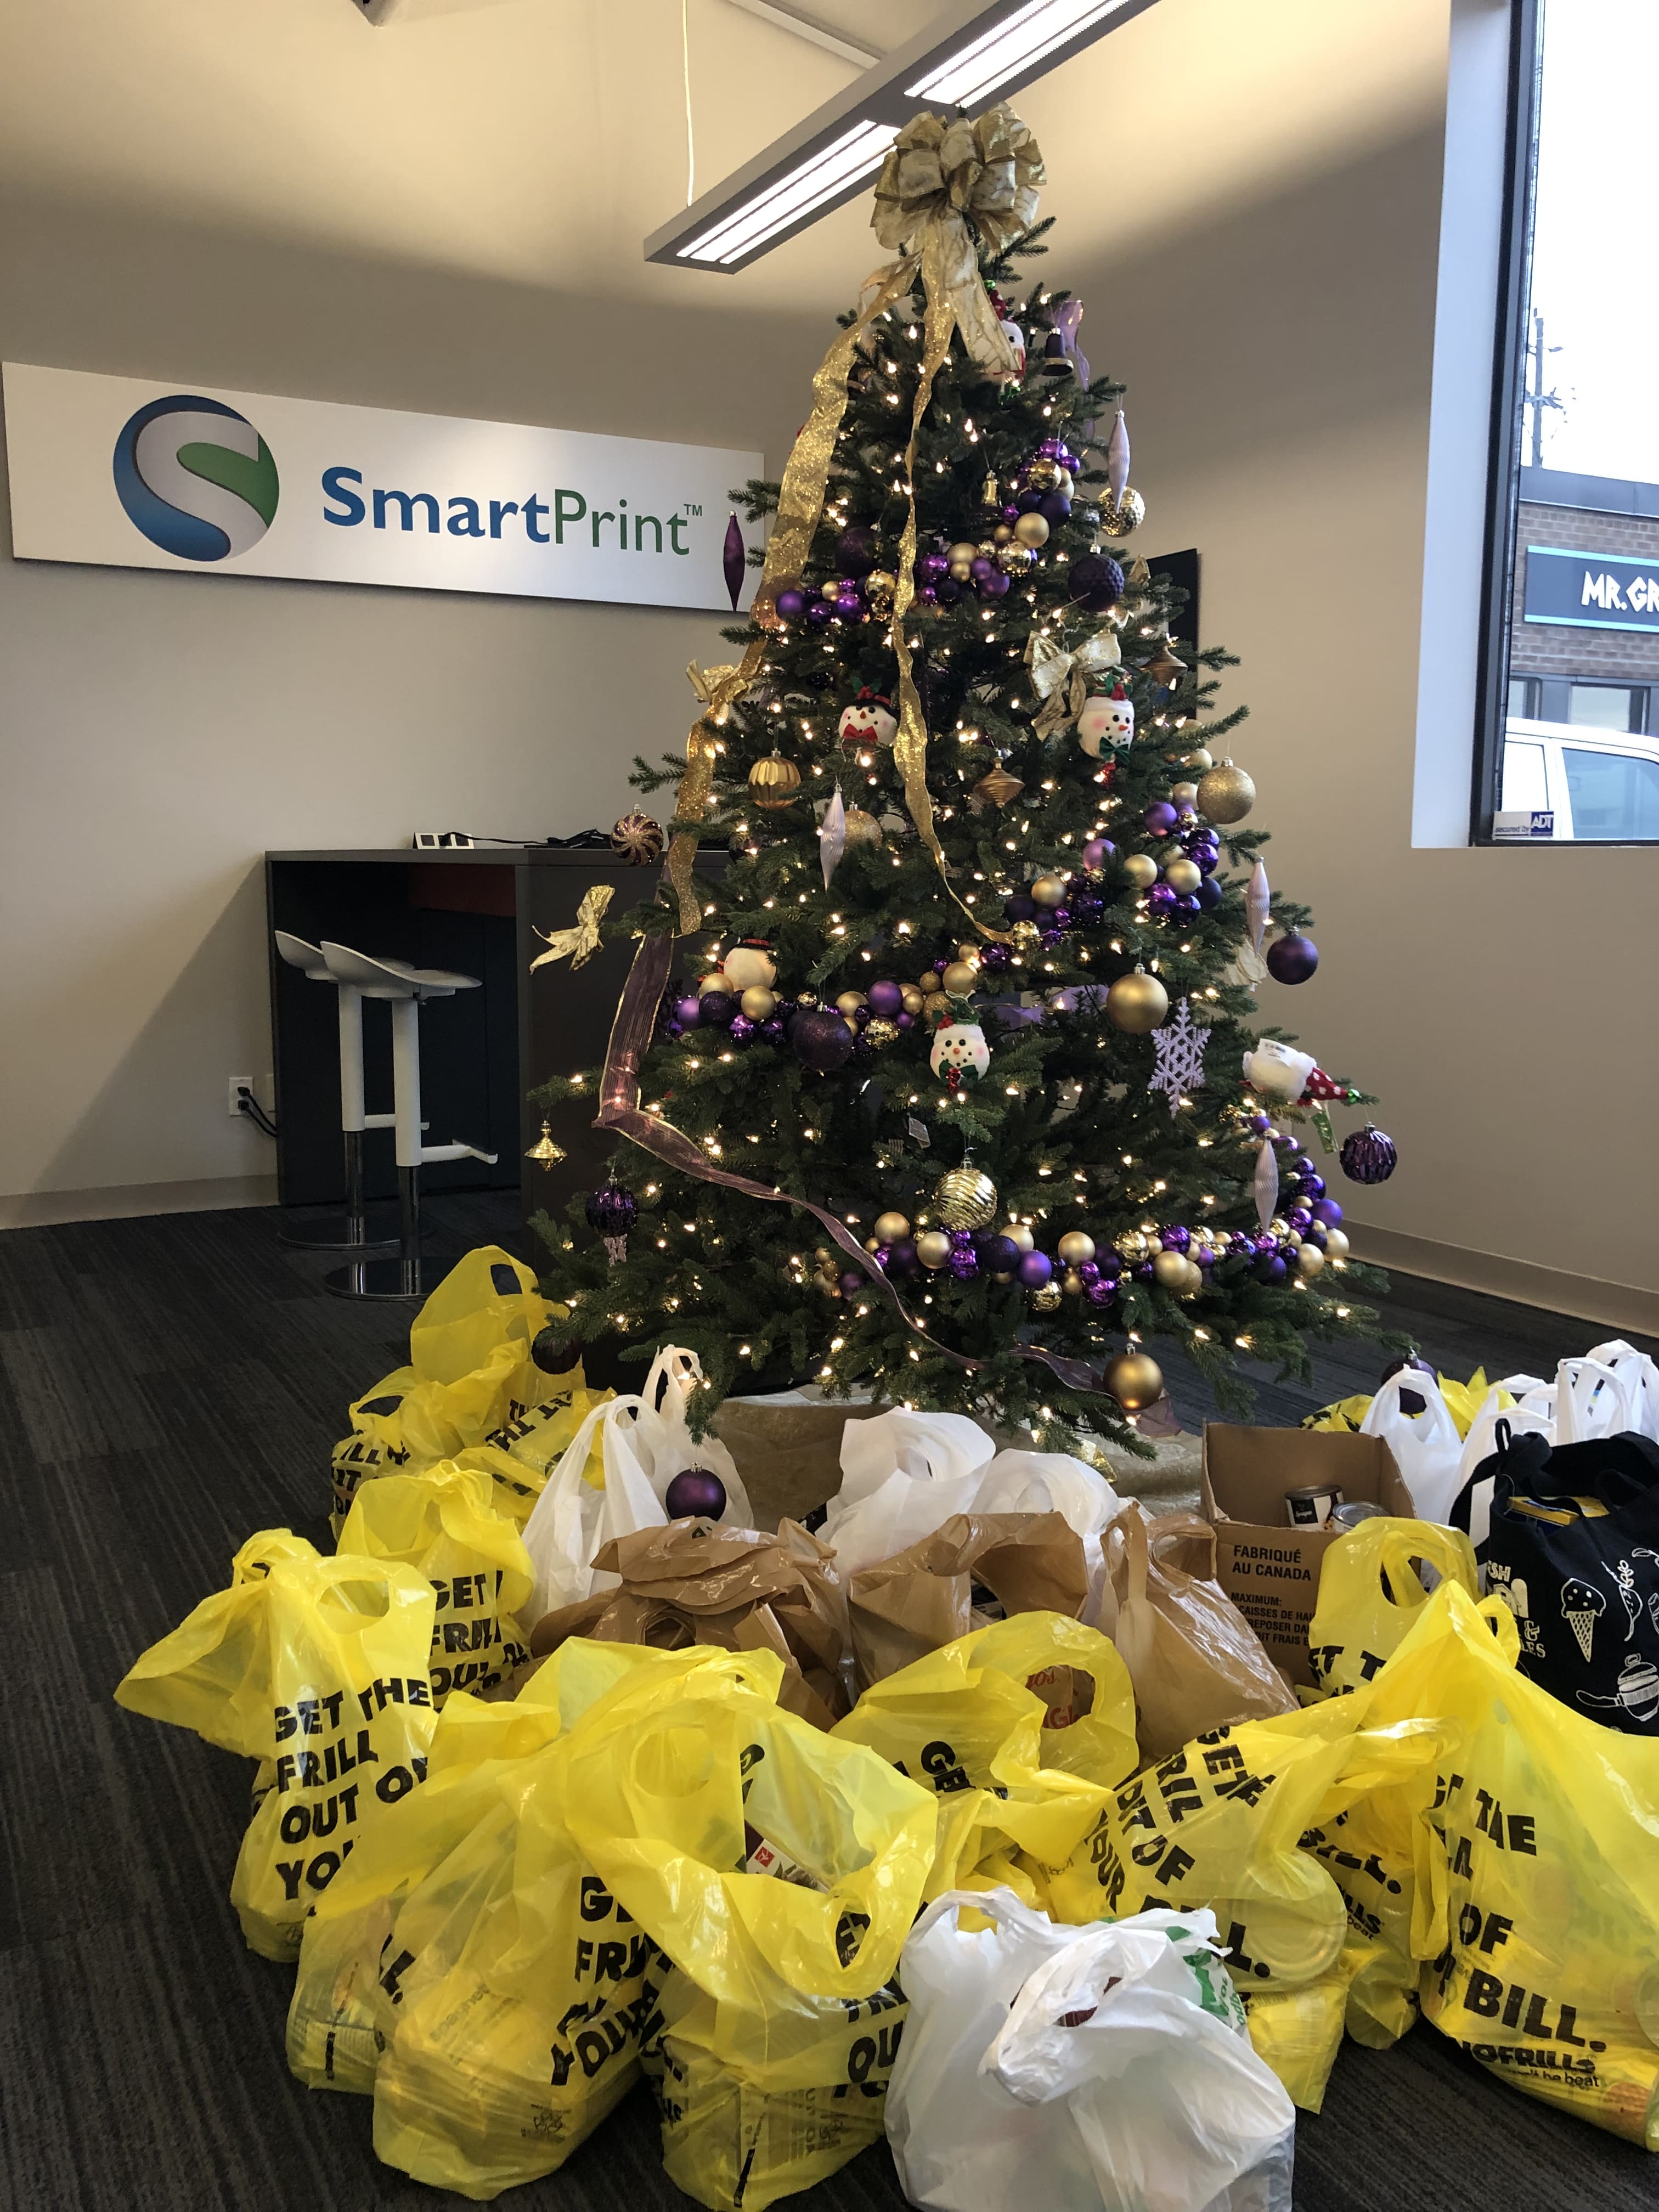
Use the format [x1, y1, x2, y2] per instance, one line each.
[1147, 996, 1211, 1116]
[838, 690, 897, 749]
[1076, 689, 1135, 759]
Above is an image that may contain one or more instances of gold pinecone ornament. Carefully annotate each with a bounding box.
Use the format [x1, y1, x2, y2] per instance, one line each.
[931, 1165, 998, 1232]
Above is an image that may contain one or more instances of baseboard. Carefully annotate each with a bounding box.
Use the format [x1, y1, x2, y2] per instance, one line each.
[0, 1175, 280, 1229]
[1346, 1220, 1658, 1338]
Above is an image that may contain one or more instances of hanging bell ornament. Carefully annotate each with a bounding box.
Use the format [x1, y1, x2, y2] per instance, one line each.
[1197, 762, 1256, 825]
[931, 1165, 999, 1232]
[1103, 1349, 1165, 1411]
[524, 1119, 566, 1170]
[1105, 970, 1170, 1033]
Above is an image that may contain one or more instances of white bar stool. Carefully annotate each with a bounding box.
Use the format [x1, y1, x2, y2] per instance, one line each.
[318, 940, 499, 1300]
[272, 930, 401, 1251]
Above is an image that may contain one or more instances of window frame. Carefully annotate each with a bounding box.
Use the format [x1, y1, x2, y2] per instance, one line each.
[1469, 0, 1544, 845]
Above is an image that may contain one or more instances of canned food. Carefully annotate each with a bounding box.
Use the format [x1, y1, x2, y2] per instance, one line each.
[1329, 1499, 1386, 1532]
[1285, 1482, 1344, 1528]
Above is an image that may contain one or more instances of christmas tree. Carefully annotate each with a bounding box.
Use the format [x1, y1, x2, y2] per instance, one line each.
[531, 107, 1395, 1452]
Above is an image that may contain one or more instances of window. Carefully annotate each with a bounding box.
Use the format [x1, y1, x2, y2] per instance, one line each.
[1474, 0, 1659, 845]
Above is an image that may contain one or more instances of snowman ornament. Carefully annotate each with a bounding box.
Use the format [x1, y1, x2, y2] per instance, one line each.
[929, 1017, 990, 1091]
[838, 689, 898, 751]
[1076, 687, 1135, 759]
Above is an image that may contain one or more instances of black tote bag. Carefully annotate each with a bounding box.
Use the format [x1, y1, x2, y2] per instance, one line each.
[1449, 1426, 1659, 1733]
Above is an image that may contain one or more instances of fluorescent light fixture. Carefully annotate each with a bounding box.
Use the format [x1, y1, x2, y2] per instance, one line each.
[646, 0, 1161, 273]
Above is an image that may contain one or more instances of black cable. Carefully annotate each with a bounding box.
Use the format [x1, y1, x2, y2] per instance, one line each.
[236, 1088, 281, 1141]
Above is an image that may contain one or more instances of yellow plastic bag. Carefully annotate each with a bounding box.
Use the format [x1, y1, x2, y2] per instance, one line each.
[1306, 1517, 1480, 1700]
[287, 1640, 719, 2095]
[1242, 1963, 1356, 2113]
[329, 1247, 607, 1521]
[115, 1531, 438, 1961]
[1304, 1369, 1508, 1440]
[1356, 1583, 1659, 2146]
[371, 1647, 783, 2199]
[337, 1464, 534, 1705]
[1045, 1699, 1445, 1999]
[563, 1673, 938, 2211]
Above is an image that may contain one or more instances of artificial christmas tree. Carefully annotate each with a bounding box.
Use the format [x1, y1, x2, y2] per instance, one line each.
[530, 105, 1395, 1451]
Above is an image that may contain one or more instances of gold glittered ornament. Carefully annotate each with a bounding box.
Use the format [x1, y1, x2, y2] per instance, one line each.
[1025, 455, 1062, 491]
[749, 754, 802, 809]
[610, 811, 664, 865]
[1008, 919, 1042, 954]
[1057, 1231, 1096, 1266]
[916, 1229, 954, 1270]
[1116, 1231, 1149, 1261]
[997, 541, 1036, 577]
[932, 1165, 998, 1232]
[1012, 512, 1050, 549]
[1029, 1280, 1063, 1313]
[1105, 970, 1170, 1033]
[1104, 1349, 1165, 1411]
[972, 765, 1026, 810]
[1097, 488, 1147, 538]
[1197, 762, 1256, 825]
[864, 568, 896, 613]
[864, 1016, 899, 1049]
[1121, 854, 1159, 891]
[941, 960, 979, 996]
[918, 968, 945, 996]
[843, 805, 883, 848]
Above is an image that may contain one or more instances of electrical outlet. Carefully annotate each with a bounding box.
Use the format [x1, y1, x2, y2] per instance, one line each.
[228, 1075, 255, 1118]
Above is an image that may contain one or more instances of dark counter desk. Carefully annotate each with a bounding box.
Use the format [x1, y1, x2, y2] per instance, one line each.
[264, 844, 679, 1237]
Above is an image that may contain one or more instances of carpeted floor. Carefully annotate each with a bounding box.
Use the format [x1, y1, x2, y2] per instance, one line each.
[0, 1195, 1654, 2211]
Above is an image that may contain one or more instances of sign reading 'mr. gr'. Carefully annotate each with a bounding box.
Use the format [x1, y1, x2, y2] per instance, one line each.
[2, 362, 761, 611]
[1523, 543, 1659, 634]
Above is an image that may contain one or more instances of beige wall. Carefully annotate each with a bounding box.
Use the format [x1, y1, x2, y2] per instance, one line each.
[0, 192, 817, 1215]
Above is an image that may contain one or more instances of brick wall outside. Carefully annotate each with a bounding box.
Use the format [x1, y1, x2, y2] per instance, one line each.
[1510, 501, 1659, 683]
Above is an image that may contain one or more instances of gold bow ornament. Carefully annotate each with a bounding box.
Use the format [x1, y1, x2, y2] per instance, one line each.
[1025, 628, 1123, 737]
[530, 882, 614, 973]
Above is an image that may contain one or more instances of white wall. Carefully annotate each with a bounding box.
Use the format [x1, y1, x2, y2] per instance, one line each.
[0, 193, 815, 1217]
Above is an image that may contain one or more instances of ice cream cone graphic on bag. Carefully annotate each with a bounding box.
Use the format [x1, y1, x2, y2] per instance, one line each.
[1560, 1578, 1606, 1662]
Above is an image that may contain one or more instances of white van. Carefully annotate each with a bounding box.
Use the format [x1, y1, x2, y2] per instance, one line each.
[1500, 715, 1659, 840]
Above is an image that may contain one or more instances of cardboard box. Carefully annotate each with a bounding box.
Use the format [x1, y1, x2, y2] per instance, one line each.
[1201, 1425, 1415, 1688]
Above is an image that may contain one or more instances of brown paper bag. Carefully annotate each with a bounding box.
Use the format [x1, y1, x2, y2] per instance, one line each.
[1104, 1508, 1296, 1762]
[847, 1511, 1088, 1690]
[527, 1517, 849, 1728]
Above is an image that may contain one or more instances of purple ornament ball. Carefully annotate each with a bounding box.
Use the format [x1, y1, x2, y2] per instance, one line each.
[979, 569, 1011, 599]
[586, 1182, 637, 1238]
[983, 1234, 1021, 1276]
[727, 1013, 755, 1045]
[805, 599, 833, 630]
[1016, 488, 1045, 514]
[1286, 1207, 1312, 1233]
[918, 550, 949, 585]
[1266, 933, 1319, 985]
[1096, 1251, 1123, 1280]
[1017, 1250, 1054, 1289]
[1172, 894, 1201, 915]
[699, 990, 736, 1028]
[978, 942, 1012, 975]
[1001, 503, 1022, 523]
[759, 1018, 785, 1045]
[1195, 878, 1224, 910]
[1147, 884, 1177, 912]
[867, 978, 904, 1018]
[1254, 1255, 1288, 1285]
[790, 1008, 854, 1073]
[935, 578, 963, 606]
[1082, 838, 1115, 869]
[969, 556, 996, 585]
[836, 524, 877, 578]
[888, 1238, 919, 1278]
[1300, 1172, 1327, 1201]
[895, 1011, 915, 1030]
[1077, 1261, 1101, 1286]
[1160, 1226, 1190, 1253]
[664, 1468, 728, 1521]
[919, 585, 939, 606]
[1311, 1198, 1344, 1227]
[674, 993, 703, 1028]
[1037, 491, 1072, 524]
[1304, 1223, 1328, 1250]
[1086, 1280, 1117, 1307]
[664, 1020, 683, 1040]
[1341, 1125, 1398, 1185]
[838, 1269, 864, 1296]
[947, 1248, 979, 1282]
[1069, 552, 1126, 614]
[774, 586, 806, 622]
[1005, 893, 1037, 922]
[1144, 801, 1180, 836]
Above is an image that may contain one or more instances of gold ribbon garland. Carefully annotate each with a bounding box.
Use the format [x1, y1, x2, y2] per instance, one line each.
[658, 103, 1046, 940]
[529, 882, 614, 973]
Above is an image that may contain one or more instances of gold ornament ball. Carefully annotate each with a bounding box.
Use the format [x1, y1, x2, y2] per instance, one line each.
[1163, 857, 1203, 896]
[1180, 1259, 1205, 1297]
[955, 940, 981, 963]
[932, 1165, 999, 1232]
[834, 990, 868, 1018]
[1008, 918, 1042, 953]
[749, 754, 802, 809]
[1062, 1269, 1084, 1297]
[941, 959, 979, 996]
[1121, 853, 1159, 891]
[1324, 1228, 1350, 1259]
[1030, 874, 1068, 909]
[1268, 1216, 1289, 1239]
[1029, 1280, 1063, 1313]
[865, 1016, 899, 1049]
[1152, 1249, 1190, 1291]
[992, 522, 1015, 546]
[1005, 1222, 1035, 1253]
[723, 945, 776, 991]
[1297, 1244, 1326, 1278]
[1105, 972, 1170, 1034]
[698, 971, 726, 995]
[916, 1229, 954, 1269]
[1025, 455, 1062, 491]
[1057, 1230, 1096, 1266]
[794, 989, 820, 1011]
[1056, 468, 1075, 498]
[900, 983, 927, 1015]
[947, 541, 979, 579]
[1097, 487, 1147, 539]
[997, 541, 1036, 576]
[740, 986, 777, 1021]
[864, 568, 896, 610]
[1012, 512, 1050, 549]
[819, 582, 841, 604]
[1104, 1350, 1165, 1412]
[864, 1237, 881, 1255]
[1184, 747, 1214, 771]
[918, 968, 944, 996]
[1169, 781, 1199, 808]
[843, 806, 883, 849]
[1197, 763, 1256, 825]
[873, 1210, 911, 1245]
[1116, 1231, 1148, 1261]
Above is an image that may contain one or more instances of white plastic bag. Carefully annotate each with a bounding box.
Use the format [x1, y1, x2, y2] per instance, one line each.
[889, 1891, 1294, 2212]
[1552, 1355, 1635, 1445]
[1584, 1339, 1659, 1441]
[824, 1410, 998, 1577]
[521, 1347, 751, 1619]
[1359, 1369, 1463, 1521]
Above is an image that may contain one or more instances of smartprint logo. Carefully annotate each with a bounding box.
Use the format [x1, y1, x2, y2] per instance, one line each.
[112, 393, 279, 561]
